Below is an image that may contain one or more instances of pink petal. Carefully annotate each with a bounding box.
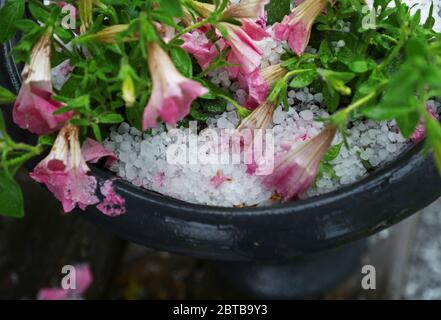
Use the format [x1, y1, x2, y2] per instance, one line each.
[238, 69, 269, 110]
[96, 180, 126, 216]
[224, 24, 263, 75]
[410, 107, 438, 143]
[82, 138, 117, 167]
[262, 159, 316, 201]
[37, 264, 93, 300]
[210, 171, 230, 188]
[65, 169, 99, 212]
[181, 31, 222, 70]
[241, 19, 269, 41]
[37, 288, 70, 300]
[13, 85, 72, 135]
[287, 22, 310, 56]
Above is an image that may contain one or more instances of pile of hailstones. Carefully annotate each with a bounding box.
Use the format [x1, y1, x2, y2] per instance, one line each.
[104, 27, 441, 208]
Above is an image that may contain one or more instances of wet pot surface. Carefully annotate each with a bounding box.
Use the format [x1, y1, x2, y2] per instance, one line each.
[1, 30, 441, 262]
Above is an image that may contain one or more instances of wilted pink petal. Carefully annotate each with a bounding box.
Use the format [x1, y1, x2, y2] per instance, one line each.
[181, 30, 225, 70]
[13, 85, 72, 135]
[65, 169, 99, 212]
[210, 170, 231, 189]
[411, 107, 438, 143]
[30, 125, 99, 213]
[82, 138, 117, 167]
[153, 171, 165, 189]
[96, 180, 126, 216]
[223, 0, 269, 20]
[37, 264, 93, 300]
[143, 42, 208, 130]
[238, 69, 269, 110]
[241, 19, 269, 41]
[37, 288, 70, 300]
[274, 0, 327, 55]
[262, 125, 336, 201]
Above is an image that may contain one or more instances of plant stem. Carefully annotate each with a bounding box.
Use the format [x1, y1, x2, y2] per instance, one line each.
[170, 18, 211, 44]
[218, 93, 250, 118]
[344, 91, 377, 115]
[284, 68, 314, 80]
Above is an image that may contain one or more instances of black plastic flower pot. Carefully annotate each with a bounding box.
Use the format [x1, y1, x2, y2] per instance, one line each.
[2, 13, 441, 297]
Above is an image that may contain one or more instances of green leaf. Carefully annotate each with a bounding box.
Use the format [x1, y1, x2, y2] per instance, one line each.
[200, 97, 227, 114]
[98, 113, 124, 124]
[266, 0, 291, 25]
[170, 46, 193, 78]
[0, 170, 24, 218]
[347, 59, 376, 73]
[318, 69, 355, 96]
[0, 0, 25, 42]
[0, 86, 16, 104]
[268, 78, 287, 102]
[425, 116, 441, 174]
[323, 84, 340, 113]
[0, 107, 6, 133]
[319, 41, 333, 68]
[324, 142, 343, 162]
[361, 100, 416, 120]
[289, 69, 317, 88]
[70, 118, 91, 126]
[158, 0, 183, 18]
[28, 0, 51, 23]
[38, 135, 55, 146]
[126, 103, 144, 131]
[92, 123, 102, 142]
[396, 110, 420, 139]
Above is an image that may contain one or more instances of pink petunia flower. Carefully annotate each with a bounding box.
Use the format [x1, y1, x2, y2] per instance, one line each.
[143, 42, 208, 130]
[181, 30, 227, 70]
[30, 125, 100, 213]
[187, 0, 268, 77]
[37, 264, 93, 300]
[223, 23, 264, 77]
[262, 125, 337, 201]
[13, 32, 72, 135]
[274, 0, 328, 56]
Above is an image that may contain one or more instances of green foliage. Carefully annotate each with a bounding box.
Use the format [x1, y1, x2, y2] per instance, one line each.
[0, 0, 25, 42]
[266, 0, 291, 25]
[0, 86, 16, 104]
[0, 110, 43, 218]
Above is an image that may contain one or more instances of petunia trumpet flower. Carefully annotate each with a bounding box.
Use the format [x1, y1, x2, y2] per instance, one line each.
[274, 0, 328, 55]
[263, 125, 337, 201]
[222, 23, 264, 76]
[187, 0, 268, 75]
[181, 30, 227, 70]
[30, 125, 100, 213]
[143, 42, 208, 130]
[237, 100, 277, 131]
[13, 32, 72, 135]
